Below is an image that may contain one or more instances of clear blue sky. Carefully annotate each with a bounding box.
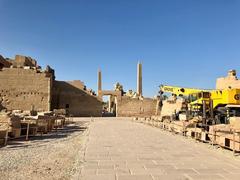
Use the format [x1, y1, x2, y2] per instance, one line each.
[0, 0, 240, 97]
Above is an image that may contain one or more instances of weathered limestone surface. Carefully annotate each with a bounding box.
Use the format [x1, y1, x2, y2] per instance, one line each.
[52, 81, 102, 117]
[117, 97, 157, 117]
[11, 55, 37, 68]
[0, 68, 52, 111]
[216, 70, 240, 89]
[67, 80, 86, 90]
[161, 97, 185, 117]
[78, 118, 240, 180]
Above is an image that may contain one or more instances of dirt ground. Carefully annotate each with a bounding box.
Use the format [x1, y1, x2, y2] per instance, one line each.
[0, 118, 90, 180]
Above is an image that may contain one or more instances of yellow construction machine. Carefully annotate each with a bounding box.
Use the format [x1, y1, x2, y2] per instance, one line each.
[159, 85, 240, 125]
[159, 85, 210, 96]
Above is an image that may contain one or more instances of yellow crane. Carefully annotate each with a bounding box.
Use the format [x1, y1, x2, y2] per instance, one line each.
[159, 85, 211, 110]
[159, 84, 210, 96]
[159, 84, 240, 124]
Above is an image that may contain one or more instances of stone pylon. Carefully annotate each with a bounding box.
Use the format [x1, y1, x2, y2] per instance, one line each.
[98, 69, 102, 100]
[137, 62, 143, 97]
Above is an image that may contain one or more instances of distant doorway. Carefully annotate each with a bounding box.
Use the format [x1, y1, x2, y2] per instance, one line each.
[102, 95, 116, 117]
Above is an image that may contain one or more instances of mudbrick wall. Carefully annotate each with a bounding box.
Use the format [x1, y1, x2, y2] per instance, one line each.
[117, 96, 157, 117]
[0, 68, 52, 111]
[52, 81, 102, 117]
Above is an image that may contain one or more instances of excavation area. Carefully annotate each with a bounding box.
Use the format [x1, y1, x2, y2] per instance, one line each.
[1, 117, 240, 180]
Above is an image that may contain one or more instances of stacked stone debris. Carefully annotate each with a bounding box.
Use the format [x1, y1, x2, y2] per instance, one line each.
[0, 112, 21, 145]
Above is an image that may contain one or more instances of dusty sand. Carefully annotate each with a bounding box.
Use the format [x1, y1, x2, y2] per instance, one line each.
[0, 118, 90, 180]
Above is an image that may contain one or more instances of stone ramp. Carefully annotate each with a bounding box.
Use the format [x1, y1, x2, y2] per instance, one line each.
[77, 118, 240, 180]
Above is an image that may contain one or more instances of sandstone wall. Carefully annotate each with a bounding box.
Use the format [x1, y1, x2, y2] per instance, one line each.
[12, 55, 37, 68]
[52, 81, 102, 117]
[216, 78, 240, 90]
[0, 55, 11, 68]
[117, 97, 157, 117]
[66, 80, 85, 90]
[216, 70, 240, 89]
[0, 68, 52, 111]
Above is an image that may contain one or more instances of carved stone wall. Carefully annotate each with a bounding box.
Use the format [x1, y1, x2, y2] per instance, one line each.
[0, 68, 52, 111]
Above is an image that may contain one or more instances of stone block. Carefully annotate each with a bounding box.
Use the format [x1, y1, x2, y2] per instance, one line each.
[117, 175, 153, 180]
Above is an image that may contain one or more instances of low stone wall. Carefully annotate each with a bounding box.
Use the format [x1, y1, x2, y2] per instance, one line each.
[116, 96, 157, 117]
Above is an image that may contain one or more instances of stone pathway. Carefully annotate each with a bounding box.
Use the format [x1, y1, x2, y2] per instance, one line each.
[77, 118, 240, 180]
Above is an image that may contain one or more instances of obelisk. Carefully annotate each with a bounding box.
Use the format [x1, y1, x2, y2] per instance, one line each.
[98, 69, 102, 100]
[137, 62, 143, 97]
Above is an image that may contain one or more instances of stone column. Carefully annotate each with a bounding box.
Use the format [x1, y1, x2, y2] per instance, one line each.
[137, 62, 143, 97]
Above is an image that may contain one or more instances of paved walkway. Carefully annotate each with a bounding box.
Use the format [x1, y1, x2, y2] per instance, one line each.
[78, 118, 240, 180]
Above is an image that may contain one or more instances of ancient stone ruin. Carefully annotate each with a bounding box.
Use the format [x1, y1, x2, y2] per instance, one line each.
[0, 54, 102, 117]
[98, 62, 159, 117]
[216, 69, 240, 89]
